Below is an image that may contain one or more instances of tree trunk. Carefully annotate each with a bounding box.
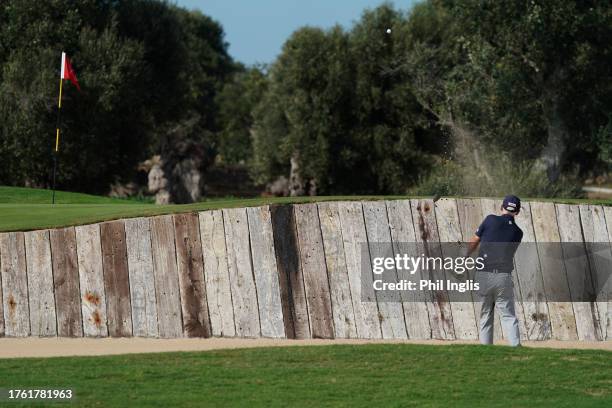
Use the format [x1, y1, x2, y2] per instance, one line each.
[289, 152, 305, 196]
[539, 68, 569, 183]
[307, 178, 318, 196]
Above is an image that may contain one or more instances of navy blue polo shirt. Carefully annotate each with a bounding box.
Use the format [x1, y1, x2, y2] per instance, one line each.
[475, 214, 523, 273]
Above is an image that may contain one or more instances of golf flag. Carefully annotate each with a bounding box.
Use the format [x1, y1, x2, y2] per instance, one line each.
[60, 51, 81, 91]
[52, 51, 81, 204]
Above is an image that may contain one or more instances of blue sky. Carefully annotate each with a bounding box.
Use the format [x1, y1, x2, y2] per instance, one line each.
[175, 0, 417, 65]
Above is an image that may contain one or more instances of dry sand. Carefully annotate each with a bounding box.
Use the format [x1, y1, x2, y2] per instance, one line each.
[0, 338, 610, 359]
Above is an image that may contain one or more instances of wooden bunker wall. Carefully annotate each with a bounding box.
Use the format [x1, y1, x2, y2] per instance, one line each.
[1, 199, 611, 341]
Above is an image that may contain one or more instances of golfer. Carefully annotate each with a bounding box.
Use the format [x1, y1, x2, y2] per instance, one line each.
[467, 195, 523, 346]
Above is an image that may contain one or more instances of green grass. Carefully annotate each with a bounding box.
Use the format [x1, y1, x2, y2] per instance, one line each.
[0, 186, 611, 232]
[0, 344, 610, 407]
[0, 186, 411, 232]
[0, 186, 148, 205]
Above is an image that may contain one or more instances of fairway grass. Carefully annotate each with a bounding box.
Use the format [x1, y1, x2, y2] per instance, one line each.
[0, 186, 147, 205]
[0, 344, 610, 407]
[0, 186, 411, 231]
[0, 197, 405, 232]
[1, 186, 611, 232]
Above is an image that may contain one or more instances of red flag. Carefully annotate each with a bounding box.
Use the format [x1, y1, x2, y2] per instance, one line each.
[61, 52, 81, 91]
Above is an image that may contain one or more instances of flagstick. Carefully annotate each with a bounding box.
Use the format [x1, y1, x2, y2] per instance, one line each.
[52, 77, 63, 205]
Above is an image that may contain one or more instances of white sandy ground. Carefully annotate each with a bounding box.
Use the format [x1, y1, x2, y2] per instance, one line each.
[0, 338, 610, 359]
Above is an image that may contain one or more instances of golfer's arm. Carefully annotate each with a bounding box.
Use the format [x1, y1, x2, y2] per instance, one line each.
[466, 235, 480, 256]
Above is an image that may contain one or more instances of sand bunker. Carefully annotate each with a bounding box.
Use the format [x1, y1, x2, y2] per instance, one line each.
[0, 338, 610, 359]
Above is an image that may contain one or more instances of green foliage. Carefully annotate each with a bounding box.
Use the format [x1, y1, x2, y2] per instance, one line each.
[216, 66, 268, 164]
[250, 84, 291, 185]
[253, 25, 356, 192]
[593, 118, 612, 172]
[250, 0, 611, 195]
[0, 0, 233, 193]
[251, 5, 442, 194]
[411, 153, 584, 199]
[1, 0, 610, 198]
[410, 0, 612, 172]
[409, 159, 464, 197]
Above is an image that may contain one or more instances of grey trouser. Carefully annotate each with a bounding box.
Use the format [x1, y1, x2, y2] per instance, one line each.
[475, 271, 521, 346]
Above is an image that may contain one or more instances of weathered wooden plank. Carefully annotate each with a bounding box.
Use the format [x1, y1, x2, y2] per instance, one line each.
[173, 213, 211, 338]
[556, 204, 598, 341]
[245, 207, 284, 338]
[0, 232, 30, 336]
[50, 227, 83, 337]
[386, 199, 431, 339]
[504, 202, 551, 340]
[479, 199, 517, 340]
[247, 206, 285, 338]
[603, 206, 612, 341]
[223, 208, 261, 337]
[125, 218, 159, 337]
[100, 221, 132, 337]
[363, 201, 408, 339]
[434, 198, 478, 340]
[338, 201, 382, 339]
[199, 210, 236, 337]
[24, 230, 57, 336]
[75, 224, 109, 337]
[318, 202, 358, 339]
[410, 199, 455, 340]
[456, 199, 484, 240]
[0, 246, 3, 337]
[269, 205, 310, 339]
[580, 205, 612, 340]
[530, 202, 578, 340]
[150, 215, 183, 338]
[293, 204, 335, 339]
[604, 206, 612, 241]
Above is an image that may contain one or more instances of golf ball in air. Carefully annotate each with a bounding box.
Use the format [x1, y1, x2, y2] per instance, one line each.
[386, 28, 391, 34]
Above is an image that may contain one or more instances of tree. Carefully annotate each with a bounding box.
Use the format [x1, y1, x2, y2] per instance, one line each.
[347, 3, 440, 193]
[0, 0, 235, 193]
[0, 0, 148, 191]
[216, 66, 268, 164]
[437, 0, 612, 181]
[251, 4, 441, 195]
[252, 25, 354, 194]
